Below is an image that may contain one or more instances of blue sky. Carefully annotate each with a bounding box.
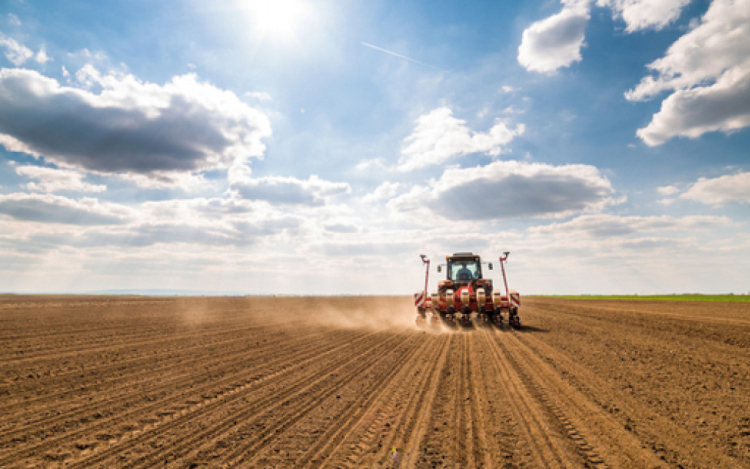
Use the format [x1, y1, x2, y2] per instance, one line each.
[0, 0, 748, 295]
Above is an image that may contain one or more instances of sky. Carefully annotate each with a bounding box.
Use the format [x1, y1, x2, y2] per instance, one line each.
[0, 0, 748, 295]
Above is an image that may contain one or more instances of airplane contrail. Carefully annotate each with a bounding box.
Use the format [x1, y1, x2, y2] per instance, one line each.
[360, 42, 439, 69]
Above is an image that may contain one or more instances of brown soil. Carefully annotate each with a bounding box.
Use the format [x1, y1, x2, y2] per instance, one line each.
[1, 295, 749, 468]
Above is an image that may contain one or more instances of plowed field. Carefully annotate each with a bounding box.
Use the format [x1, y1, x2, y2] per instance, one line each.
[2, 295, 749, 468]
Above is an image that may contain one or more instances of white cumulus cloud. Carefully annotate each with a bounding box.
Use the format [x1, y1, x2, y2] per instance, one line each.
[397, 107, 525, 171]
[599, 0, 691, 32]
[15, 165, 106, 193]
[363, 182, 403, 203]
[0, 193, 130, 225]
[518, 1, 590, 74]
[230, 174, 351, 206]
[657, 185, 680, 196]
[392, 160, 618, 220]
[627, 0, 750, 145]
[530, 213, 732, 237]
[680, 171, 750, 204]
[519, 0, 692, 73]
[0, 67, 272, 184]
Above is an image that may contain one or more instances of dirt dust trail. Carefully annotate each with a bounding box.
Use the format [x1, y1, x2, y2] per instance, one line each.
[1, 295, 749, 468]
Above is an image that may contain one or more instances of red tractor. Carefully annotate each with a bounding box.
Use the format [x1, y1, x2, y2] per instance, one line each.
[414, 252, 520, 328]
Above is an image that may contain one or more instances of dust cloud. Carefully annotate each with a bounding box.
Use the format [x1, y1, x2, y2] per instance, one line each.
[303, 296, 457, 334]
[174, 298, 212, 326]
[168, 296, 458, 334]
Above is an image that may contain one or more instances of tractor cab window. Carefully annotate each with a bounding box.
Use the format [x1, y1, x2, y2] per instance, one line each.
[448, 260, 480, 282]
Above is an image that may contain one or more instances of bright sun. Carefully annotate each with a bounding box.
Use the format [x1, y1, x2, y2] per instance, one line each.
[242, 0, 310, 42]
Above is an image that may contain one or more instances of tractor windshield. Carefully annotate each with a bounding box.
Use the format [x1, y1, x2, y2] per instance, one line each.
[448, 259, 480, 282]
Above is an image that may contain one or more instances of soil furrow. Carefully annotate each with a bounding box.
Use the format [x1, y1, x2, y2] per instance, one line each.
[399, 333, 453, 468]
[496, 331, 616, 468]
[466, 329, 492, 467]
[255, 331, 430, 468]
[481, 329, 580, 468]
[1, 313, 280, 364]
[458, 332, 474, 467]
[64, 329, 388, 469]
[2, 296, 748, 468]
[207, 331, 417, 468]
[302, 333, 448, 468]
[512, 319, 741, 468]
[407, 334, 467, 467]
[366, 333, 452, 469]
[1, 329, 377, 467]
[0, 328, 335, 449]
[0, 325, 323, 412]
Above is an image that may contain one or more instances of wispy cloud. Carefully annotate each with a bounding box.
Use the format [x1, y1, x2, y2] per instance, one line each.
[360, 42, 439, 69]
[0, 33, 33, 65]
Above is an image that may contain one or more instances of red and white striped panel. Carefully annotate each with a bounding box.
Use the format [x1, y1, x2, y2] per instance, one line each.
[510, 292, 520, 307]
[414, 292, 426, 307]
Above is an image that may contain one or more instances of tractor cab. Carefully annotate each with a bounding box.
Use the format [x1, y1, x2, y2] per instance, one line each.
[438, 252, 493, 290]
[447, 254, 482, 282]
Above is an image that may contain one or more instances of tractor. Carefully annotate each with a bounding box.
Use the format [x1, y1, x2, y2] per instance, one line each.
[414, 252, 520, 328]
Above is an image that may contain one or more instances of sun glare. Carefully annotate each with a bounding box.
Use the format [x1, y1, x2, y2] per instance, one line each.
[242, 0, 310, 42]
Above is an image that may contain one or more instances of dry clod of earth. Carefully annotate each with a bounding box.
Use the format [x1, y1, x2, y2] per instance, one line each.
[1, 295, 749, 468]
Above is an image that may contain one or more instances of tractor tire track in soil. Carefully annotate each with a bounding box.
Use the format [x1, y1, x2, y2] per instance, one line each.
[1, 295, 749, 468]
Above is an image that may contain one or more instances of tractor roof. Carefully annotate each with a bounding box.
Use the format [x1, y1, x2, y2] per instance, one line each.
[449, 252, 480, 260]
